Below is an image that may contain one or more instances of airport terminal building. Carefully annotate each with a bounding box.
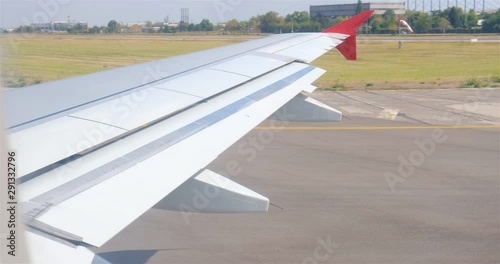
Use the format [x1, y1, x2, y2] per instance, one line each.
[310, 2, 406, 18]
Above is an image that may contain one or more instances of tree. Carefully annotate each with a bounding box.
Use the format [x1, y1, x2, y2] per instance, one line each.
[431, 11, 442, 28]
[482, 11, 500, 32]
[312, 13, 333, 30]
[370, 19, 381, 33]
[198, 19, 214, 31]
[383, 9, 396, 23]
[356, 0, 363, 14]
[107, 20, 120, 33]
[438, 17, 452, 33]
[100, 26, 108, 33]
[299, 21, 322, 32]
[440, 8, 452, 21]
[448, 7, 464, 28]
[258, 11, 282, 33]
[285, 11, 310, 33]
[248, 16, 260, 32]
[331, 17, 348, 26]
[413, 12, 432, 32]
[15, 26, 33, 33]
[89, 26, 100, 34]
[285, 11, 310, 24]
[179, 22, 189, 32]
[69, 23, 87, 34]
[239, 21, 249, 31]
[466, 10, 478, 27]
[382, 9, 397, 30]
[225, 19, 240, 32]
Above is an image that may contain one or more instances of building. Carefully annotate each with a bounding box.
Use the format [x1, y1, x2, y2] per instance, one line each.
[310, 2, 406, 18]
[31, 20, 88, 32]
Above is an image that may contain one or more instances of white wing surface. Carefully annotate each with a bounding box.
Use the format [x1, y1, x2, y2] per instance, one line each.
[2, 11, 374, 263]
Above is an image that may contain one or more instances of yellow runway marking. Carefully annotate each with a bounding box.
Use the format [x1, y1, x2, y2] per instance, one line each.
[255, 125, 500, 131]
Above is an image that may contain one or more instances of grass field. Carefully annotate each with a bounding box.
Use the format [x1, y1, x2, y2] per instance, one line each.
[1, 34, 499, 89]
[315, 40, 500, 89]
[0, 35, 244, 87]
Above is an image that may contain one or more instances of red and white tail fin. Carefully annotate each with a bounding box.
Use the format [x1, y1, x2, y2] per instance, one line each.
[322, 10, 374, 60]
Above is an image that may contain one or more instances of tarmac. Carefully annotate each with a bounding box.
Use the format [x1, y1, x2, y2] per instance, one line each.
[96, 88, 500, 264]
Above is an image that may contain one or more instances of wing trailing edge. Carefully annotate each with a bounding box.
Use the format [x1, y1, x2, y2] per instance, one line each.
[322, 10, 374, 60]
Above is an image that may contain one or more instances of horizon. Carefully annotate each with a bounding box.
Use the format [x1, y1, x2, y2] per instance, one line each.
[0, 0, 408, 28]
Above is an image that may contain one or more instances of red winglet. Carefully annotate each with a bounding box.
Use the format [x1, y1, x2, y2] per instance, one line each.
[322, 10, 374, 60]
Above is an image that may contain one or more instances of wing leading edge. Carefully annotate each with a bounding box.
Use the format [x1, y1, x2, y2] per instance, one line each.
[2, 11, 373, 264]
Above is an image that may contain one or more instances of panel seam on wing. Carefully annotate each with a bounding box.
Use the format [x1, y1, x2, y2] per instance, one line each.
[208, 68, 254, 78]
[26, 66, 316, 211]
[16, 61, 296, 183]
[269, 35, 325, 54]
[7, 35, 303, 131]
[66, 115, 129, 131]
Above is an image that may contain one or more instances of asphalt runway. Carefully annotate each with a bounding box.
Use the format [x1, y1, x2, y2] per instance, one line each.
[96, 88, 500, 264]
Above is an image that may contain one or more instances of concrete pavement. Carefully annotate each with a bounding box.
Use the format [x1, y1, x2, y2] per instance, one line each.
[96, 88, 500, 264]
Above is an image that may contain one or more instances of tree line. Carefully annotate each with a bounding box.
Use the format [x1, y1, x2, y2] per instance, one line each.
[252, 7, 499, 34]
[400, 7, 499, 33]
[6, 8, 499, 34]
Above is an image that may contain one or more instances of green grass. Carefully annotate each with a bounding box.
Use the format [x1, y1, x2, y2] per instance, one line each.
[460, 78, 482, 88]
[1, 35, 242, 87]
[1, 35, 499, 89]
[459, 76, 500, 88]
[312, 41, 500, 89]
[328, 83, 347, 91]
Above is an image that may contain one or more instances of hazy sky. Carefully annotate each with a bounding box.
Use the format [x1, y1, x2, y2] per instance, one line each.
[0, 0, 405, 28]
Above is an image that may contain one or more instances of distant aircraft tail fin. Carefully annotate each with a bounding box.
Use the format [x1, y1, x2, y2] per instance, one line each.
[322, 10, 374, 60]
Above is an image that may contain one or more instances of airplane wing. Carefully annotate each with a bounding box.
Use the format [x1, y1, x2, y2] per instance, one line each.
[1, 11, 373, 264]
